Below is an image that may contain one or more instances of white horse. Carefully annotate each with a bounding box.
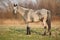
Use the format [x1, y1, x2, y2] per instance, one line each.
[13, 4, 51, 35]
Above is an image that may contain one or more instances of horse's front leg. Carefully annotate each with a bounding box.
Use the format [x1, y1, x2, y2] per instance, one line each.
[26, 23, 31, 35]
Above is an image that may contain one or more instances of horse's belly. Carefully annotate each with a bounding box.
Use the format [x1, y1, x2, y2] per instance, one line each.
[27, 12, 40, 22]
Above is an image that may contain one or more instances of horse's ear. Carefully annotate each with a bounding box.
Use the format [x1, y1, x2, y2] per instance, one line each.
[14, 3, 18, 7]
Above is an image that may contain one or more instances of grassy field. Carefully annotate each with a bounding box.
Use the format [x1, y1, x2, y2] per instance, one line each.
[0, 25, 60, 40]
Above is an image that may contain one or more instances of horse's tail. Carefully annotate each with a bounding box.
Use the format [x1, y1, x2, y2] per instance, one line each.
[47, 10, 51, 32]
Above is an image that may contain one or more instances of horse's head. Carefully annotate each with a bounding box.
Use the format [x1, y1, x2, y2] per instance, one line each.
[13, 3, 18, 15]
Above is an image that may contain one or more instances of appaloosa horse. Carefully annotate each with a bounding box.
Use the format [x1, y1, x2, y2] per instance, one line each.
[13, 4, 51, 35]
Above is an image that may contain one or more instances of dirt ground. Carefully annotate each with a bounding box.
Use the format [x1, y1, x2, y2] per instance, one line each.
[0, 19, 60, 29]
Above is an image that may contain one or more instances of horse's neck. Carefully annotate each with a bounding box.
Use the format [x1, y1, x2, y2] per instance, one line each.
[18, 6, 30, 16]
[18, 7, 25, 16]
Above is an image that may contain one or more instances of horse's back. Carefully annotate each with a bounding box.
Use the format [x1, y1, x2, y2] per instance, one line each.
[24, 9, 48, 22]
[26, 9, 43, 22]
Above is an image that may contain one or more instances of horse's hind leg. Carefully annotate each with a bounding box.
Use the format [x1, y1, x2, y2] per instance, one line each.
[47, 12, 51, 35]
[47, 19, 51, 35]
[42, 17, 48, 35]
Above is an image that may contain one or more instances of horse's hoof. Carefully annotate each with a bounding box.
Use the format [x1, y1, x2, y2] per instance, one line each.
[49, 32, 51, 35]
[42, 33, 46, 36]
[26, 34, 31, 35]
[26, 33, 31, 35]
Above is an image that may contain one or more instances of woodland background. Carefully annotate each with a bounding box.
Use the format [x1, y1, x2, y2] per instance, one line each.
[0, 0, 60, 25]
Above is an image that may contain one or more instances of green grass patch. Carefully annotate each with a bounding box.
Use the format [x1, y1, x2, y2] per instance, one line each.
[0, 26, 60, 40]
